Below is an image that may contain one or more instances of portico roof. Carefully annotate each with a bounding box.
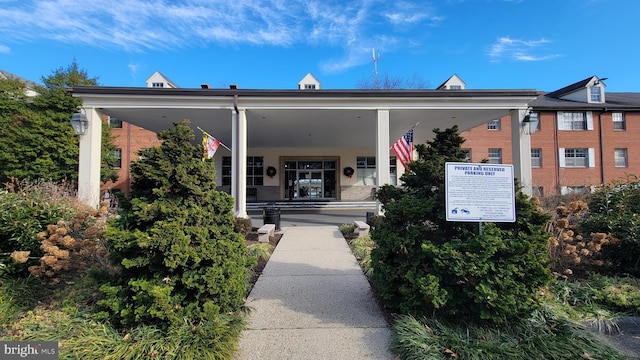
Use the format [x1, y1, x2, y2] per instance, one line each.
[70, 86, 540, 149]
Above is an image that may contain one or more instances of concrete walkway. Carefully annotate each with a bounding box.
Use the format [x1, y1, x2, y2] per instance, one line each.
[237, 226, 393, 360]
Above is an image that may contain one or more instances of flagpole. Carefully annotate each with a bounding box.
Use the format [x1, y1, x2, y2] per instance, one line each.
[197, 126, 231, 151]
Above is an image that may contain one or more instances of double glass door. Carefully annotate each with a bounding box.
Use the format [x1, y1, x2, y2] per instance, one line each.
[284, 160, 336, 200]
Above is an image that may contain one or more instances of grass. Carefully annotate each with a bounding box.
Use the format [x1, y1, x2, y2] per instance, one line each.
[391, 307, 625, 360]
[1, 271, 247, 359]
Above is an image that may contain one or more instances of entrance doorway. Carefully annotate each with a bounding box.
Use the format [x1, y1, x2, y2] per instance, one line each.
[284, 160, 337, 200]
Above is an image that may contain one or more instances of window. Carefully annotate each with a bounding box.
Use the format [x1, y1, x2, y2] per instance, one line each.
[562, 186, 590, 195]
[221, 156, 264, 186]
[304, 84, 316, 89]
[108, 117, 122, 129]
[532, 186, 544, 197]
[612, 112, 626, 130]
[558, 111, 592, 130]
[528, 112, 540, 132]
[462, 148, 472, 163]
[487, 119, 501, 130]
[590, 86, 602, 102]
[222, 157, 232, 186]
[531, 148, 542, 168]
[114, 148, 122, 168]
[246, 156, 264, 186]
[357, 156, 376, 185]
[488, 148, 502, 164]
[615, 148, 628, 167]
[449, 85, 462, 90]
[564, 148, 588, 167]
[390, 156, 397, 186]
[152, 82, 164, 88]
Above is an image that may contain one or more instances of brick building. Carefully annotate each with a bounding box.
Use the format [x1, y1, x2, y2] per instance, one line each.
[461, 76, 640, 196]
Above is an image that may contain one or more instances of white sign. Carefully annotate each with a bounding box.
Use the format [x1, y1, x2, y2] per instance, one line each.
[445, 162, 515, 222]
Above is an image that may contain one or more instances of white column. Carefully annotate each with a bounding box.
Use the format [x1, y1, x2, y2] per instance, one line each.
[232, 108, 248, 218]
[77, 107, 102, 208]
[375, 109, 391, 214]
[511, 109, 533, 196]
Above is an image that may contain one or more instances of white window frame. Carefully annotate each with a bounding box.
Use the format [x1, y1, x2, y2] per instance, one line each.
[612, 112, 626, 130]
[114, 148, 122, 168]
[559, 148, 595, 168]
[488, 148, 502, 164]
[531, 148, 542, 168]
[357, 156, 376, 185]
[614, 148, 628, 168]
[487, 119, 501, 130]
[561, 186, 590, 195]
[590, 86, 602, 102]
[557, 111, 593, 131]
[108, 116, 122, 129]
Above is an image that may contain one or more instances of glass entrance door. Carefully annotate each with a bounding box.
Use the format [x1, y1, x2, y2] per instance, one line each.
[297, 171, 322, 199]
[283, 160, 337, 200]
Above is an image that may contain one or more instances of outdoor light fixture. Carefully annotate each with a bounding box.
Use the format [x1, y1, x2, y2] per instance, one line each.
[70, 110, 89, 136]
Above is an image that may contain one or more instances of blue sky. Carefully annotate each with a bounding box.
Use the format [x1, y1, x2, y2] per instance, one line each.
[1, 0, 638, 92]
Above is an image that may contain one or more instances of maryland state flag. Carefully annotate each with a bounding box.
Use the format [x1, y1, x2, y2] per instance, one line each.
[202, 134, 220, 159]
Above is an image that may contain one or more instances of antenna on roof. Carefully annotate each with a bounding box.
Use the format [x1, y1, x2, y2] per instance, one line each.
[372, 48, 380, 89]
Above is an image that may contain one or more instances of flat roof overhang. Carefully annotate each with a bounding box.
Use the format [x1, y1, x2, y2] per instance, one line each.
[70, 86, 540, 149]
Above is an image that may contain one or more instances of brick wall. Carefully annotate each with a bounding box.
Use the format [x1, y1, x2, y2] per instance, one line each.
[101, 120, 161, 197]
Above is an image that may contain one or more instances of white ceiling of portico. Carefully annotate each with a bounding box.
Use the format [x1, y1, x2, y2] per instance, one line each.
[75, 87, 538, 149]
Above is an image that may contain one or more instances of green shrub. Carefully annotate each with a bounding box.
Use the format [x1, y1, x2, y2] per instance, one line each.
[580, 176, 640, 275]
[98, 121, 249, 330]
[371, 126, 551, 324]
[339, 223, 355, 235]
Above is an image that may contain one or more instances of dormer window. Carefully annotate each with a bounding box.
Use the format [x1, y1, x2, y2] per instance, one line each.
[590, 86, 602, 102]
[152, 82, 164, 88]
[304, 84, 316, 89]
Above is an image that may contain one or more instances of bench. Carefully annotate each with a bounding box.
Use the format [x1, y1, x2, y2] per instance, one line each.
[258, 224, 276, 243]
[247, 187, 257, 202]
[354, 220, 370, 237]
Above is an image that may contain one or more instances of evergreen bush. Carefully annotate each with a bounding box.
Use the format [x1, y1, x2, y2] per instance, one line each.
[580, 176, 640, 276]
[98, 121, 249, 330]
[370, 126, 551, 324]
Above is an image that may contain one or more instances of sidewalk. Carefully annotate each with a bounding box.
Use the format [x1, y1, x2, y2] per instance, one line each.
[237, 226, 392, 360]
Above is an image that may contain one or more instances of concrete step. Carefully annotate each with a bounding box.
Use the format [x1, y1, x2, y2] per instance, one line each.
[247, 201, 377, 210]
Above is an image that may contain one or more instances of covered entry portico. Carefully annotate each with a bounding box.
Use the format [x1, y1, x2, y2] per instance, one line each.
[70, 87, 539, 217]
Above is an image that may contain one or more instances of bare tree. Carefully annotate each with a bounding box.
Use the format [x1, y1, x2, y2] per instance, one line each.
[356, 72, 430, 89]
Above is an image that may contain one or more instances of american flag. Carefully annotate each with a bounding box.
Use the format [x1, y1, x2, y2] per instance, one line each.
[392, 128, 414, 169]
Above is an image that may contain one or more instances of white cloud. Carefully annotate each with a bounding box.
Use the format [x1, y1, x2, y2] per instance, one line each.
[0, 0, 440, 73]
[0, 43, 10, 54]
[488, 36, 560, 62]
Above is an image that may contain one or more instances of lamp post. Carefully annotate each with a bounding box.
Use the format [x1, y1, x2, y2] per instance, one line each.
[70, 111, 89, 136]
